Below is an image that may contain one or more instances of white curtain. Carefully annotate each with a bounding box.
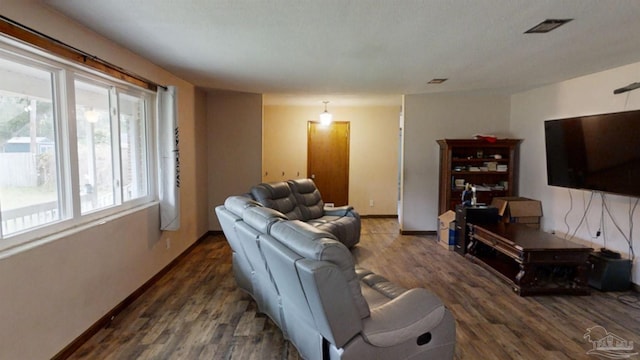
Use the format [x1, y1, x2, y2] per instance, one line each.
[157, 86, 180, 231]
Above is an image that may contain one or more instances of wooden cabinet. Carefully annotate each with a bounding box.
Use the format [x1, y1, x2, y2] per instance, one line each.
[437, 139, 522, 215]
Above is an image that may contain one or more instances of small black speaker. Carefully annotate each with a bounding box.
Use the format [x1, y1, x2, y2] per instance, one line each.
[588, 252, 632, 291]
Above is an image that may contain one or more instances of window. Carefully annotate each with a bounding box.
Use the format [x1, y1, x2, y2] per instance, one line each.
[0, 56, 60, 236]
[119, 92, 149, 202]
[0, 37, 155, 245]
[75, 79, 114, 213]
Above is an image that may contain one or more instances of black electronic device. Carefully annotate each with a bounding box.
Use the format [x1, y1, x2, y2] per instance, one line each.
[588, 251, 631, 291]
[454, 205, 499, 255]
[599, 248, 621, 259]
[544, 109, 640, 198]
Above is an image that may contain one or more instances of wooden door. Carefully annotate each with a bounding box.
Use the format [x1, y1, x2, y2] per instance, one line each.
[307, 121, 350, 206]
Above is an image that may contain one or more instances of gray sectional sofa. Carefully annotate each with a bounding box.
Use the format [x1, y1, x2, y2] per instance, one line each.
[250, 178, 360, 248]
[215, 195, 456, 360]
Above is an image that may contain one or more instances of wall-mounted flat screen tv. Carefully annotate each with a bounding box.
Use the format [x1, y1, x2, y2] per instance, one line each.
[544, 109, 640, 198]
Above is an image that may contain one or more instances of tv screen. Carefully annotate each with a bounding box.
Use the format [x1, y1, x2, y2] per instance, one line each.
[544, 109, 640, 198]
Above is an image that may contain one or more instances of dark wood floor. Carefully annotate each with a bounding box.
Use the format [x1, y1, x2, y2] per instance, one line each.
[68, 219, 640, 360]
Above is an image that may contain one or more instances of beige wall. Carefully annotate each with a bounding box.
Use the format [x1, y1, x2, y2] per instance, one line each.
[263, 105, 400, 216]
[511, 61, 640, 285]
[1, 2, 209, 359]
[194, 88, 211, 231]
[207, 90, 263, 230]
[401, 93, 511, 231]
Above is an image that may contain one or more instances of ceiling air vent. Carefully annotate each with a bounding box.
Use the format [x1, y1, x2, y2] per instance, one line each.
[525, 19, 573, 34]
[427, 78, 448, 84]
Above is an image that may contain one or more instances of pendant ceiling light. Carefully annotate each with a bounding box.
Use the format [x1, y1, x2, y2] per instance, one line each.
[84, 107, 99, 123]
[320, 100, 333, 125]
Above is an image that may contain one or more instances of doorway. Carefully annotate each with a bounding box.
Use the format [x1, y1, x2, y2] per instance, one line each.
[307, 121, 350, 206]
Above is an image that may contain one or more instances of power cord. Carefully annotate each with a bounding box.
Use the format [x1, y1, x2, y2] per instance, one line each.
[583, 190, 601, 247]
[628, 197, 639, 261]
[566, 190, 596, 241]
[563, 188, 573, 238]
[562, 190, 637, 290]
[600, 193, 607, 249]
[602, 193, 635, 261]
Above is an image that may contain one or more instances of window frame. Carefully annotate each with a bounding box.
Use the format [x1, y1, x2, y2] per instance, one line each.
[0, 35, 157, 251]
[117, 89, 151, 203]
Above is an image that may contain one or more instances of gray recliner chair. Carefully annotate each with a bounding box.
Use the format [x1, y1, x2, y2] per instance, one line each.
[214, 196, 256, 295]
[216, 195, 456, 360]
[260, 219, 456, 360]
[215, 196, 288, 333]
[251, 178, 360, 248]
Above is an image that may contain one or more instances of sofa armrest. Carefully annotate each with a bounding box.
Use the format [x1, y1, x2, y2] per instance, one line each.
[323, 205, 354, 217]
[296, 259, 365, 347]
[361, 288, 445, 347]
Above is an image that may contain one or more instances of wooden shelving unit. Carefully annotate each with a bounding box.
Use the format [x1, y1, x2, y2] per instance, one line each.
[436, 139, 522, 215]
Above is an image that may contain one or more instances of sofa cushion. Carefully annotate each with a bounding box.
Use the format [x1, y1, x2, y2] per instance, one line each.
[288, 178, 324, 220]
[358, 272, 409, 309]
[224, 195, 261, 216]
[243, 206, 288, 233]
[251, 182, 303, 220]
[361, 273, 408, 299]
[270, 220, 370, 318]
[362, 289, 446, 347]
[309, 216, 361, 249]
[355, 266, 374, 280]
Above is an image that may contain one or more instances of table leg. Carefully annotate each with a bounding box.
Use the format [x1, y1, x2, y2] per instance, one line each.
[574, 263, 589, 287]
[467, 237, 477, 255]
[515, 263, 536, 289]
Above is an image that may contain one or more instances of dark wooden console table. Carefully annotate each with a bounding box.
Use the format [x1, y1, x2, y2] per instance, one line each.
[467, 223, 592, 296]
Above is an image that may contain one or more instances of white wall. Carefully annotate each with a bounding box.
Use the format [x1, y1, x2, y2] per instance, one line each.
[1, 2, 209, 359]
[207, 90, 263, 230]
[511, 61, 640, 285]
[401, 92, 511, 231]
[263, 105, 400, 216]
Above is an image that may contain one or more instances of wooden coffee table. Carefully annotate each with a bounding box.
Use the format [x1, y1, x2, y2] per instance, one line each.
[467, 222, 592, 296]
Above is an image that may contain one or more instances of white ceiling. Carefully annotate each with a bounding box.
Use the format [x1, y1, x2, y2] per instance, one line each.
[42, 1, 640, 105]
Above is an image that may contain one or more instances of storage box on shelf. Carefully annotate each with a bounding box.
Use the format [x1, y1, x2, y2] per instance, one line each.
[437, 138, 522, 215]
[490, 196, 542, 229]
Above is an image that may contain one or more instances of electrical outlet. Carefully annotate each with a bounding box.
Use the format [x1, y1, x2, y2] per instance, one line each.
[369, 199, 374, 207]
[165, 238, 171, 249]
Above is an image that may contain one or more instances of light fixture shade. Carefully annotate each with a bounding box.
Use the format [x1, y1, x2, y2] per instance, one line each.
[320, 100, 332, 125]
[320, 110, 332, 125]
[85, 108, 99, 123]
